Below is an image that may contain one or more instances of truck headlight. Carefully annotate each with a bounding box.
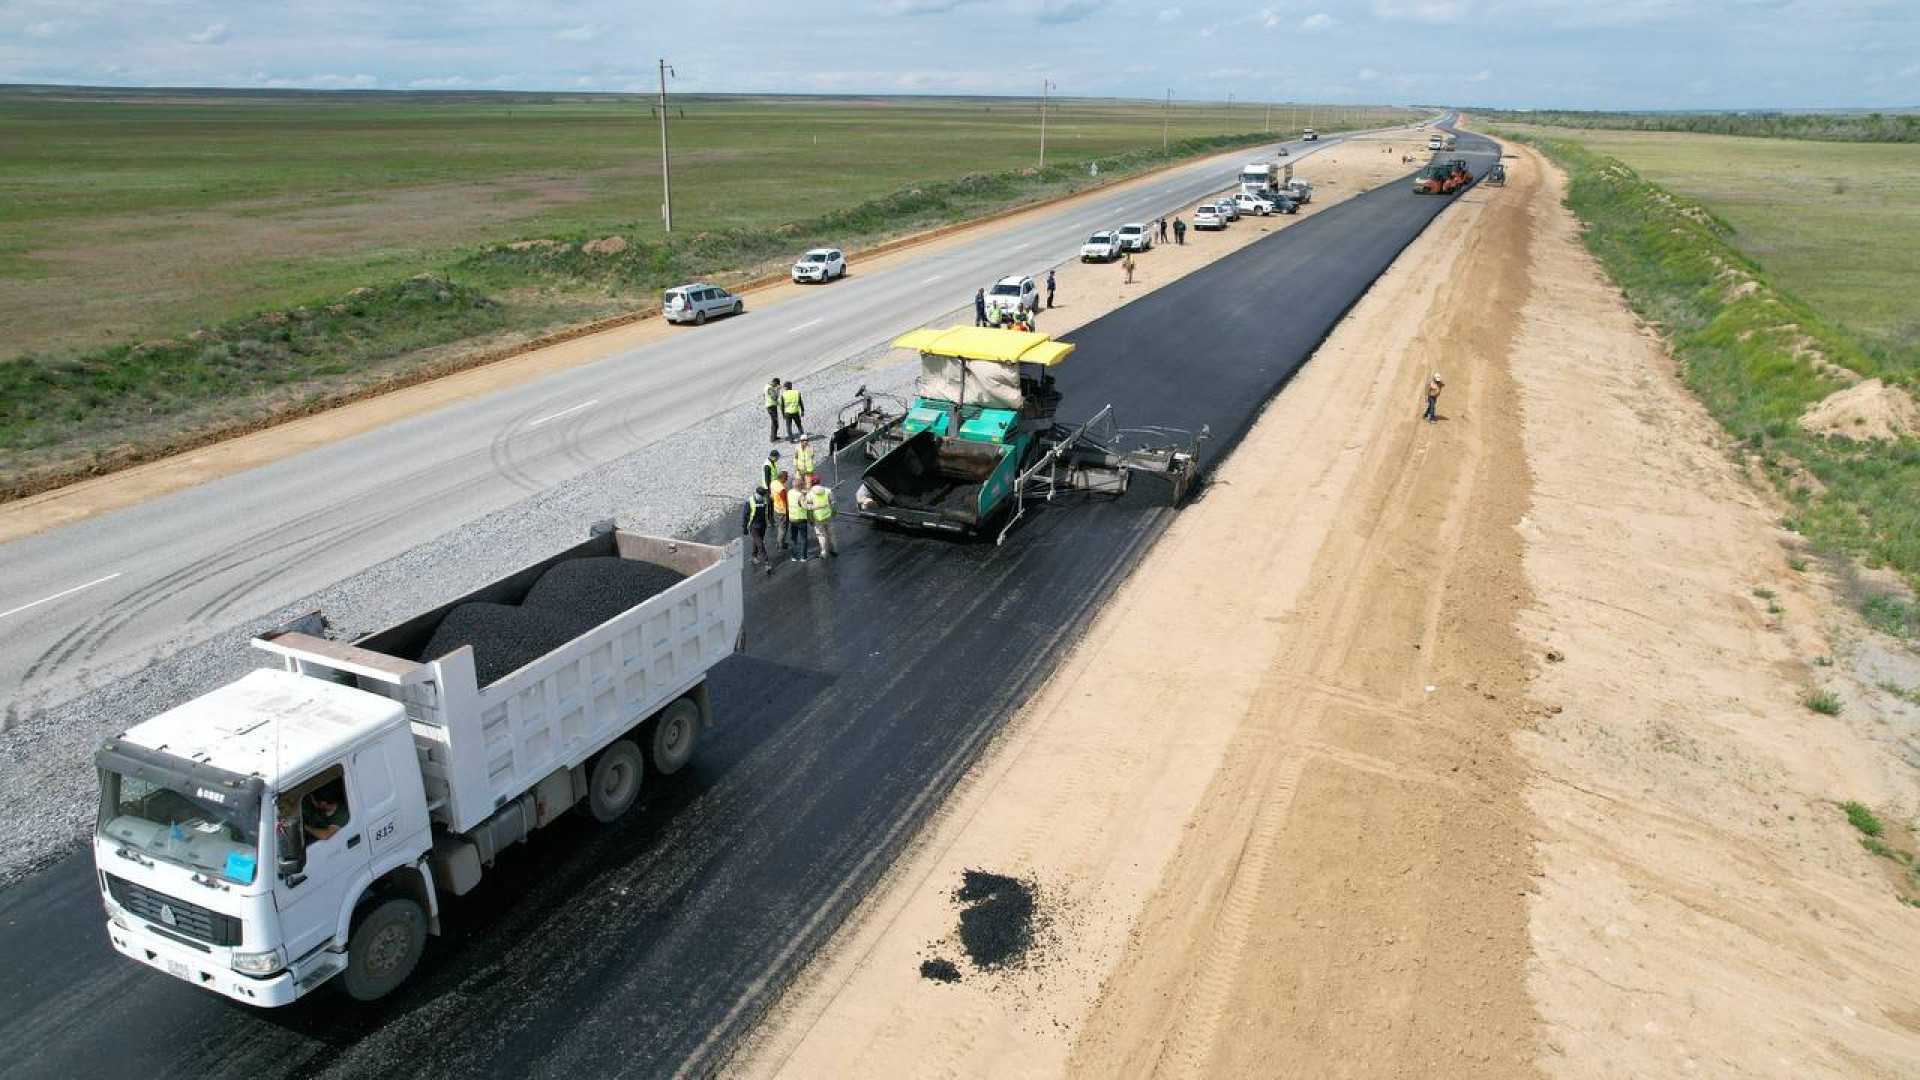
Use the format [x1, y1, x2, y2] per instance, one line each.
[231, 949, 283, 975]
[107, 907, 129, 931]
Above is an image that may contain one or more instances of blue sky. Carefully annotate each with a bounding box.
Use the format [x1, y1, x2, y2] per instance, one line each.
[2, 0, 1914, 110]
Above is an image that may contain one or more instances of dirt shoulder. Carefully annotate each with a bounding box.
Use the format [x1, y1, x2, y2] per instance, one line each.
[0, 128, 1422, 546]
[727, 142, 1920, 1077]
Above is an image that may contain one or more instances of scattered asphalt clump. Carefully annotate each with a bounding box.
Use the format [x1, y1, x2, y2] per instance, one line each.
[954, 869, 1039, 971]
[415, 555, 687, 684]
[919, 957, 963, 984]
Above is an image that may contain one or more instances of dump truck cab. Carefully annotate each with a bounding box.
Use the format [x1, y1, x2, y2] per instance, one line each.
[96, 669, 431, 1006]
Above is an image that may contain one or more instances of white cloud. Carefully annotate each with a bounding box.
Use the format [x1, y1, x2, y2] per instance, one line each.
[408, 76, 471, 88]
[1371, 0, 1473, 22]
[1037, 0, 1109, 23]
[554, 25, 602, 42]
[1258, 7, 1282, 28]
[1468, 68, 1491, 82]
[24, 20, 77, 40]
[188, 21, 230, 45]
[1356, 67, 1381, 82]
[1155, 6, 1183, 22]
[1301, 11, 1336, 30]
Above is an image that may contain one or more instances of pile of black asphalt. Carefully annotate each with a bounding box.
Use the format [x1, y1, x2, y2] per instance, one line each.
[0, 131, 1501, 1080]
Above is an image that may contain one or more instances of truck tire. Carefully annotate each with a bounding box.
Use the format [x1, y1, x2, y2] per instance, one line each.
[588, 739, 644, 822]
[649, 697, 701, 776]
[339, 897, 426, 1002]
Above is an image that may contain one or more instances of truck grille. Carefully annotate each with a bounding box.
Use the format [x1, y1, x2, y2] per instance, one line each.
[106, 874, 241, 947]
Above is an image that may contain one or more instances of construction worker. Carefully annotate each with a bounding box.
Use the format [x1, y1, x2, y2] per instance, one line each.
[1122, 250, 1136, 284]
[1424, 372, 1445, 423]
[743, 487, 771, 572]
[788, 474, 814, 561]
[794, 437, 816, 482]
[770, 469, 791, 552]
[781, 380, 805, 441]
[809, 481, 838, 558]
[762, 448, 781, 490]
[764, 377, 782, 441]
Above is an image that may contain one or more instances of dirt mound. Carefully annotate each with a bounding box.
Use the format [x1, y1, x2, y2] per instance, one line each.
[1799, 378, 1919, 441]
[582, 235, 629, 255]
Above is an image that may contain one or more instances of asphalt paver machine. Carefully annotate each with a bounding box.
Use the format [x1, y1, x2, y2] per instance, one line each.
[829, 326, 1206, 544]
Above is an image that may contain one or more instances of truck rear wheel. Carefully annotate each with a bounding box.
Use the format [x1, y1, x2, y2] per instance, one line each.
[649, 697, 701, 776]
[340, 897, 425, 1002]
[588, 739, 644, 822]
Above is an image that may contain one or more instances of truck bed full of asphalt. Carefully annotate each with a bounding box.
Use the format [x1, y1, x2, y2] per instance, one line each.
[0, 131, 1500, 1080]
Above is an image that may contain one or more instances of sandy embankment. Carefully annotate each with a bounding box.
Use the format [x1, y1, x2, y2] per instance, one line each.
[730, 141, 1920, 1078]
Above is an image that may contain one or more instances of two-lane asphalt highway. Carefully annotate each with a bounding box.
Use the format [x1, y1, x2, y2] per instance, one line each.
[0, 128, 1501, 1080]
[0, 131, 1374, 726]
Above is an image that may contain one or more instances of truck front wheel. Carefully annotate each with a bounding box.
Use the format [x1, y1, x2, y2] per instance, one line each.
[588, 739, 644, 822]
[649, 697, 701, 775]
[340, 897, 426, 1002]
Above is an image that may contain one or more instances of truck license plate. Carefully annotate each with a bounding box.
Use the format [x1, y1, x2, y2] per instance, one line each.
[167, 959, 189, 980]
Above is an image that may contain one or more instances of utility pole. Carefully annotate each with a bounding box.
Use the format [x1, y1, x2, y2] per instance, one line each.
[1038, 78, 1055, 168]
[1264, 104, 1272, 133]
[657, 58, 675, 232]
[1163, 88, 1171, 149]
[1227, 92, 1233, 127]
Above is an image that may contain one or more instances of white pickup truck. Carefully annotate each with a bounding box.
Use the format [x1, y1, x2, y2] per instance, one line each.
[94, 525, 744, 1006]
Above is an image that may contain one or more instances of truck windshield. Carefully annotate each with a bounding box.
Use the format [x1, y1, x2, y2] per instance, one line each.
[98, 765, 264, 884]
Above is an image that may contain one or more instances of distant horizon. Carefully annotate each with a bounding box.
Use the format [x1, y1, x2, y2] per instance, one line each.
[2, 81, 1913, 117]
[5, 1, 1915, 113]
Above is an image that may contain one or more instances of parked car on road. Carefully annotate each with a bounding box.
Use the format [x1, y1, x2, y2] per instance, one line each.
[1232, 192, 1275, 217]
[1116, 222, 1153, 252]
[1216, 198, 1241, 222]
[1193, 204, 1227, 230]
[1081, 230, 1122, 262]
[663, 283, 743, 325]
[985, 275, 1040, 318]
[791, 248, 847, 283]
[1285, 179, 1314, 204]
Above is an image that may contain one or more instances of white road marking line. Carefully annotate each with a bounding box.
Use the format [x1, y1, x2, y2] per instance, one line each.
[787, 318, 824, 333]
[0, 573, 123, 620]
[528, 399, 598, 428]
[1013, 242, 1030, 250]
[921, 274, 943, 284]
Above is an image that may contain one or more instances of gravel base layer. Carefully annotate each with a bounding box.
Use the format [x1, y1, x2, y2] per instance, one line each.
[0, 332, 931, 890]
[953, 869, 1040, 972]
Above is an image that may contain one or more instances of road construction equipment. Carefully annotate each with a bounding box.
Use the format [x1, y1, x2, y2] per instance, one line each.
[829, 326, 1205, 544]
[1414, 158, 1472, 195]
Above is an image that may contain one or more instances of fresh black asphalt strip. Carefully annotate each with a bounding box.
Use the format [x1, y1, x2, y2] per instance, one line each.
[0, 131, 1502, 1080]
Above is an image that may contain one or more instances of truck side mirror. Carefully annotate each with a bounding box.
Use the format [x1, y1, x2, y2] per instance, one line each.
[276, 817, 307, 883]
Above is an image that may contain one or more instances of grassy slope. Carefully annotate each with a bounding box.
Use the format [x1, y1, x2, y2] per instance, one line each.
[1498, 128, 1920, 627]
[1498, 124, 1920, 354]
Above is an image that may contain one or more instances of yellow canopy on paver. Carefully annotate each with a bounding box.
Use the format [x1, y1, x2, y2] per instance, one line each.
[891, 326, 1076, 368]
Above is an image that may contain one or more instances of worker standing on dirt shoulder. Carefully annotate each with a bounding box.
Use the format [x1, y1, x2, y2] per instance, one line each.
[794, 437, 816, 482]
[743, 487, 771, 573]
[1122, 250, 1136, 285]
[781, 381, 805, 440]
[1424, 373, 1445, 423]
[1173, 217, 1186, 245]
[810, 482, 838, 559]
[1046, 269, 1057, 309]
[765, 378, 782, 441]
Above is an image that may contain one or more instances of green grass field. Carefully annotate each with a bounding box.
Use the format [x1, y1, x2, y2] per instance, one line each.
[1498, 124, 1920, 356]
[0, 89, 1407, 353]
[0, 88, 1415, 493]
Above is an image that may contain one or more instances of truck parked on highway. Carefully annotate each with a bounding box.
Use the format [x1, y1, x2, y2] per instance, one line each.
[94, 525, 744, 1007]
[1302, 127, 1317, 141]
[1238, 159, 1281, 196]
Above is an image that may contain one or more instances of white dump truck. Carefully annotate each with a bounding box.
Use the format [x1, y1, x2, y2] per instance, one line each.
[1238, 158, 1281, 196]
[93, 525, 743, 1006]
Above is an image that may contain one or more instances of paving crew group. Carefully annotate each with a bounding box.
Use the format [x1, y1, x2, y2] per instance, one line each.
[746, 376, 837, 572]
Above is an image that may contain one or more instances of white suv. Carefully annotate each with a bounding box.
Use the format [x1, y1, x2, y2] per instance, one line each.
[662, 283, 743, 325]
[1193, 204, 1227, 230]
[1232, 192, 1275, 216]
[791, 248, 847, 283]
[1081, 231, 1121, 262]
[985, 275, 1040, 318]
[1116, 222, 1153, 252]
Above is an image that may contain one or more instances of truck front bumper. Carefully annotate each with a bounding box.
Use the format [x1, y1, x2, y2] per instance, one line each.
[107, 919, 304, 1007]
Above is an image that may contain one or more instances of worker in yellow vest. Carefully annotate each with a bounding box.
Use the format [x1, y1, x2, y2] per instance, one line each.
[781, 381, 805, 441]
[764, 377, 782, 441]
[769, 469, 791, 553]
[809, 481, 837, 559]
[788, 473, 814, 561]
[794, 437, 816, 482]
[761, 449, 780, 490]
